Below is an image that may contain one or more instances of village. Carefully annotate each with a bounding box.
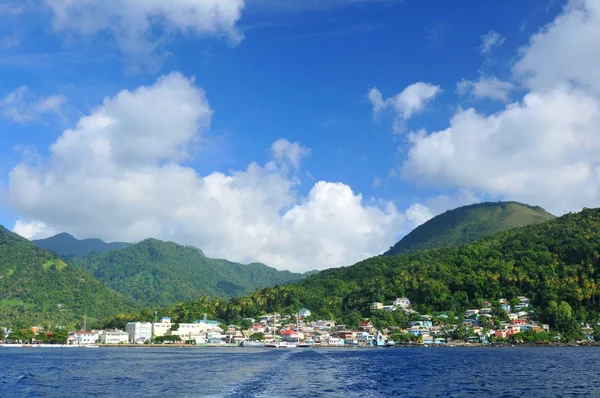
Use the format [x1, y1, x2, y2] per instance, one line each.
[3, 295, 598, 347]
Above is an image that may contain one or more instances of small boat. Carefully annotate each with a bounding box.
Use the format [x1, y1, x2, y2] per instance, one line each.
[84, 345, 100, 348]
[297, 343, 311, 348]
[264, 342, 296, 348]
[385, 340, 395, 347]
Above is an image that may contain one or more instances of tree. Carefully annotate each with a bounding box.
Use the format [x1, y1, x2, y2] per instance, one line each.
[239, 319, 253, 330]
[453, 324, 467, 341]
[36, 332, 49, 343]
[545, 301, 583, 342]
[249, 332, 265, 341]
[49, 329, 68, 344]
[171, 323, 180, 331]
[15, 329, 35, 343]
[0, 329, 5, 342]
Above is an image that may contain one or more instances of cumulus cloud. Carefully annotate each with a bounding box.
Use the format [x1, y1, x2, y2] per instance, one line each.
[480, 30, 505, 54]
[368, 82, 442, 133]
[44, 0, 246, 65]
[399, 0, 600, 215]
[7, 72, 406, 271]
[512, 0, 600, 94]
[0, 86, 65, 124]
[403, 86, 600, 215]
[457, 76, 515, 102]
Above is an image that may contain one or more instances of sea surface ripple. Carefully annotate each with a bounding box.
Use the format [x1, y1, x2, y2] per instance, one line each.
[1, 347, 599, 397]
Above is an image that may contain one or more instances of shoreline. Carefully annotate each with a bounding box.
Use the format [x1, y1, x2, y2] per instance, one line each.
[3, 343, 598, 349]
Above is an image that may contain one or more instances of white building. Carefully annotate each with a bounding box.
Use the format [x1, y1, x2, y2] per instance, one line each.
[298, 308, 311, 318]
[152, 317, 223, 340]
[126, 322, 153, 343]
[101, 331, 129, 344]
[71, 331, 99, 345]
[394, 298, 411, 308]
[370, 302, 384, 311]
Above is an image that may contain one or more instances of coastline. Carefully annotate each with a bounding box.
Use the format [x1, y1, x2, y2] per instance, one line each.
[2, 342, 598, 349]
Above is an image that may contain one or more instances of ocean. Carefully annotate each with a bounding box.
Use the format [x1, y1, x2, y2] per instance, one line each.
[1, 347, 599, 397]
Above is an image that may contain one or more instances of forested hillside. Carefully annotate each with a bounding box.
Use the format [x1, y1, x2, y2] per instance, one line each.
[0, 227, 134, 329]
[70, 238, 306, 307]
[104, 208, 600, 335]
[384, 201, 554, 256]
[33, 232, 131, 257]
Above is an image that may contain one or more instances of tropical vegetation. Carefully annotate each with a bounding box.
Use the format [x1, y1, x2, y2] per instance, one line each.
[0, 226, 134, 329]
[69, 238, 306, 307]
[103, 208, 600, 341]
[384, 201, 554, 255]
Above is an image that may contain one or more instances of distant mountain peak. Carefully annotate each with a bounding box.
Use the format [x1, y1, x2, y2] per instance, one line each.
[70, 237, 305, 307]
[384, 201, 555, 256]
[33, 233, 131, 257]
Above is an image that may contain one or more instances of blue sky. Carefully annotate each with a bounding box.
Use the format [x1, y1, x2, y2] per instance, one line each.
[0, 0, 598, 271]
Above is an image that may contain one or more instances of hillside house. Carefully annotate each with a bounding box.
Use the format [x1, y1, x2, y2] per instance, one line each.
[394, 298, 411, 308]
[359, 320, 374, 331]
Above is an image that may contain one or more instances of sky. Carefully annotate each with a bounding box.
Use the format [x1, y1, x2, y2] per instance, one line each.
[0, 0, 598, 272]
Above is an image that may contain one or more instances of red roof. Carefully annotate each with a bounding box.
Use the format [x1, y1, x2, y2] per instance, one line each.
[360, 321, 371, 326]
[281, 330, 296, 335]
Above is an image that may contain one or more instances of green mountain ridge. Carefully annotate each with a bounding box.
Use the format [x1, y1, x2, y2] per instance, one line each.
[33, 232, 131, 257]
[70, 238, 306, 307]
[0, 226, 134, 329]
[385, 201, 555, 256]
[105, 207, 600, 337]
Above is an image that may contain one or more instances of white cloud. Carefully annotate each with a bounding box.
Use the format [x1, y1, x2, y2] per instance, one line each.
[404, 203, 433, 227]
[402, 87, 600, 214]
[13, 220, 56, 240]
[457, 76, 515, 102]
[0, 86, 65, 124]
[399, 0, 600, 215]
[44, 0, 246, 65]
[480, 30, 505, 54]
[368, 82, 442, 133]
[7, 72, 405, 272]
[269, 139, 310, 171]
[513, 0, 600, 94]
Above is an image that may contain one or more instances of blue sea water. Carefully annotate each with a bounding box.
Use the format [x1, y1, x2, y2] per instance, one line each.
[1, 347, 599, 397]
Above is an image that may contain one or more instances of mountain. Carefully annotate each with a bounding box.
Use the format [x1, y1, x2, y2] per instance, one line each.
[0, 226, 134, 328]
[107, 208, 600, 340]
[70, 238, 306, 307]
[33, 232, 131, 257]
[384, 201, 555, 256]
